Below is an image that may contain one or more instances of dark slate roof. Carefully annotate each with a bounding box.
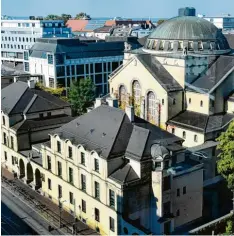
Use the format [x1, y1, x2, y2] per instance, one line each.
[93, 26, 113, 33]
[51, 105, 183, 160]
[191, 56, 234, 93]
[125, 125, 149, 160]
[187, 141, 219, 152]
[12, 115, 74, 132]
[1, 81, 70, 115]
[109, 164, 139, 184]
[168, 110, 234, 133]
[51, 105, 133, 159]
[30, 38, 125, 59]
[19, 149, 42, 166]
[136, 54, 183, 92]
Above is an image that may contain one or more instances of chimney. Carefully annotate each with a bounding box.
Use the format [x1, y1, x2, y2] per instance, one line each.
[94, 98, 103, 108]
[125, 105, 134, 122]
[106, 97, 118, 108]
[14, 76, 19, 83]
[27, 79, 36, 89]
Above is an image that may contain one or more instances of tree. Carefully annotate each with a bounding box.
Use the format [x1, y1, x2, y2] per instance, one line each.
[61, 14, 72, 24]
[44, 14, 60, 20]
[157, 19, 166, 26]
[225, 220, 233, 234]
[75, 12, 90, 19]
[216, 121, 234, 230]
[68, 78, 95, 115]
[216, 121, 234, 190]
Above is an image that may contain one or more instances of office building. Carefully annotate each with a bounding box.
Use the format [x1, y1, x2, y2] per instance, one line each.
[198, 14, 234, 31]
[1, 17, 72, 65]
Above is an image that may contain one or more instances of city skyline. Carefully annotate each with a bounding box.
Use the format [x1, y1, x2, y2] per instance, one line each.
[2, 0, 234, 18]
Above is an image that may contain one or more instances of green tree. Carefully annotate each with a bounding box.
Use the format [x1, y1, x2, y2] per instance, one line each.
[157, 19, 166, 26]
[225, 220, 233, 234]
[75, 12, 90, 19]
[44, 14, 60, 20]
[68, 78, 95, 115]
[216, 121, 234, 190]
[61, 14, 72, 24]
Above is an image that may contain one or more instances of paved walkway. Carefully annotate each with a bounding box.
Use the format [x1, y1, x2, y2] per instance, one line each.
[2, 168, 98, 235]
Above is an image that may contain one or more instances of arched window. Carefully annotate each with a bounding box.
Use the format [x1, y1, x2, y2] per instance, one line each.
[198, 41, 203, 51]
[189, 98, 191, 104]
[162, 99, 164, 105]
[194, 135, 198, 142]
[119, 85, 127, 107]
[147, 91, 156, 123]
[132, 80, 141, 106]
[173, 98, 176, 105]
[26, 37, 28, 42]
[2, 116, 5, 125]
[172, 128, 175, 134]
[183, 131, 186, 139]
[23, 37, 25, 42]
[200, 100, 203, 107]
[168, 41, 173, 51]
[188, 41, 193, 51]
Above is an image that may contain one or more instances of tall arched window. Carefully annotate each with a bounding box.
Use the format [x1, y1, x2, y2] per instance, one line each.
[200, 100, 203, 107]
[132, 80, 141, 106]
[183, 131, 186, 139]
[119, 85, 127, 108]
[147, 91, 156, 123]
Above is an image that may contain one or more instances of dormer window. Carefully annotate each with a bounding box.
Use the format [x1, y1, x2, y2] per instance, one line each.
[178, 41, 183, 51]
[155, 162, 162, 169]
[159, 41, 164, 50]
[152, 40, 158, 49]
[198, 41, 203, 51]
[188, 41, 193, 51]
[168, 42, 173, 51]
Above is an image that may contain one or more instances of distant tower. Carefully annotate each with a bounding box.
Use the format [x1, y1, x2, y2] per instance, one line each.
[178, 7, 196, 17]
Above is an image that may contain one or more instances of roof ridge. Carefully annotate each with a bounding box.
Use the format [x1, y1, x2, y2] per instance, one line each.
[23, 94, 38, 115]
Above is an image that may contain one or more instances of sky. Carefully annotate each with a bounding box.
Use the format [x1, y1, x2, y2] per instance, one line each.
[2, 0, 234, 18]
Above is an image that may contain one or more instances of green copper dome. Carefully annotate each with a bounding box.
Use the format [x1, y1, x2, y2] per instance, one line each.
[149, 16, 225, 40]
[143, 16, 230, 55]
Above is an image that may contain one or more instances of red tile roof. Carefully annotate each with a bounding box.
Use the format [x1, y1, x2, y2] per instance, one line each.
[66, 19, 89, 32]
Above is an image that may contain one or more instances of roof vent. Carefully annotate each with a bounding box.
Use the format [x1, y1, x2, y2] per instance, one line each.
[102, 132, 106, 137]
[90, 128, 95, 133]
[76, 122, 80, 127]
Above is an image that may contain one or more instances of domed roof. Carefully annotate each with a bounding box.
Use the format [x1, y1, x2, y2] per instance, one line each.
[149, 16, 224, 41]
[143, 16, 230, 55]
[151, 144, 169, 160]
